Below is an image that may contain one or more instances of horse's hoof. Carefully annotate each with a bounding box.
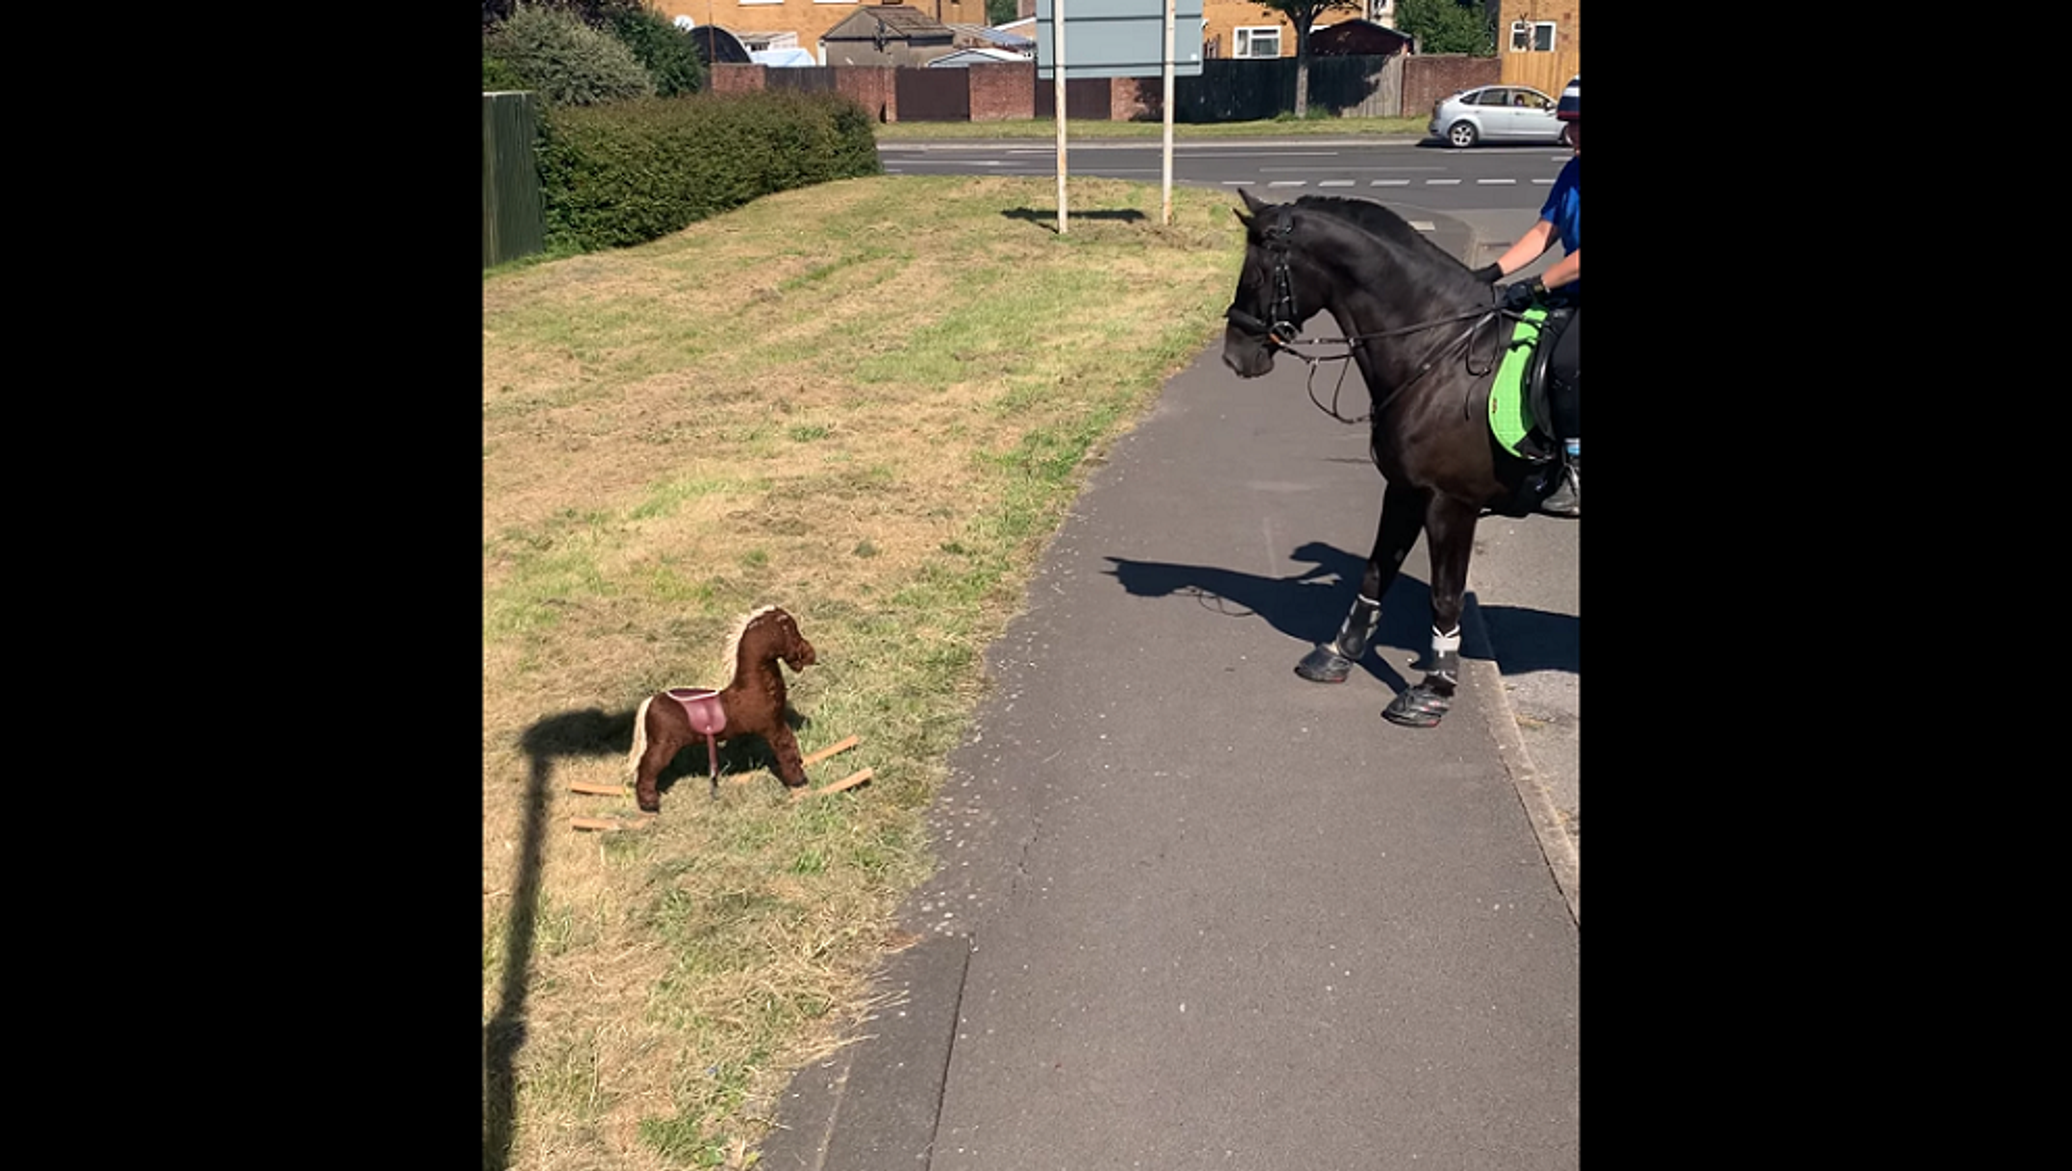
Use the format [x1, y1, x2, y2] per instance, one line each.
[1382, 684, 1450, 728]
[1295, 645, 1355, 683]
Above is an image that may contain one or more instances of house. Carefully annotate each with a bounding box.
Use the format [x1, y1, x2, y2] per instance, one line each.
[819, 3, 957, 66]
[655, 1, 985, 67]
[1200, 0, 1297, 60]
[1497, 1, 1579, 93]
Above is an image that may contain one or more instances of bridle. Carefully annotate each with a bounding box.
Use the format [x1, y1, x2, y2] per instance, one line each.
[1224, 204, 1517, 425]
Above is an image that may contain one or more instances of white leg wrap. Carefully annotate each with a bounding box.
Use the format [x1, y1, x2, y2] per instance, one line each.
[1430, 626, 1461, 655]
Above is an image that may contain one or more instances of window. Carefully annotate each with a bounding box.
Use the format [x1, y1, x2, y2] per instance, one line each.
[1234, 26, 1281, 58]
[1509, 21, 1556, 52]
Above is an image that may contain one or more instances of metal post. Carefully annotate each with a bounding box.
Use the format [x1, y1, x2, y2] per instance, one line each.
[1054, 0, 1068, 234]
[1162, 0, 1175, 225]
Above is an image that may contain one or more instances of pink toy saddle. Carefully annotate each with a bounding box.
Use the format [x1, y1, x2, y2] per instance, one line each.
[667, 687, 727, 783]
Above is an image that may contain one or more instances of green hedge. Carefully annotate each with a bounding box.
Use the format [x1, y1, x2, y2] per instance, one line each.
[536, 90, 883, 253]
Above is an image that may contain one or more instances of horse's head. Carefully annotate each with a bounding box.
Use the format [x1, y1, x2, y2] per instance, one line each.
[1223, 188, 1318, 379]
[765, 608, 817, 672]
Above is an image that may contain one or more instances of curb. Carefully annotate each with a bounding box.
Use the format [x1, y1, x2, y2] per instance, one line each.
[1463, 593, 1579, 925]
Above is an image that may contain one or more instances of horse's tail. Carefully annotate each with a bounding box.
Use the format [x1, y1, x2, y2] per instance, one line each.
[628, 695, 654, 773]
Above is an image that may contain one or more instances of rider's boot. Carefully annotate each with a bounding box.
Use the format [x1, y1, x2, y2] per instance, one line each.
[1540, 442, 1579, 517]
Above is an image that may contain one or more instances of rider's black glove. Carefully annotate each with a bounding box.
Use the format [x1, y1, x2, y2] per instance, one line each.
[1469, 263, 1503, 283]
[1499, 279, 1543, 311]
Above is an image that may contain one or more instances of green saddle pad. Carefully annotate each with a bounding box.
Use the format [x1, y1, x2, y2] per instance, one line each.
[1489, 306, 1548, 458]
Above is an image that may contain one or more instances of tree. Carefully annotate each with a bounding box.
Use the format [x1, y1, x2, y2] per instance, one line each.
[1249, 0, 1361, 119]
[1394, 0, 1494, 56]
[986, 0, 1020, 26]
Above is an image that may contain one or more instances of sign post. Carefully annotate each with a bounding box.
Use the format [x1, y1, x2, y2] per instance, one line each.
[1036, 0, 1203, 232]
[1162, 0, 1174, 224]
[1054, 0, 1068, 234]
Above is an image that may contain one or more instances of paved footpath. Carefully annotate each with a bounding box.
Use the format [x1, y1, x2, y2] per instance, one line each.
[762, 203, 1579, 1171]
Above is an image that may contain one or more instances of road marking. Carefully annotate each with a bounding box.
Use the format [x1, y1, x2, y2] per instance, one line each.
[1268, 180, 1307, 188]
[1533, 178, 1555, 184]
[1428, 178, 1461, 185]
[1318, 180, 1354, 187]
[1408, 221, 1435, 232]
[1477, 178, 1517, 185]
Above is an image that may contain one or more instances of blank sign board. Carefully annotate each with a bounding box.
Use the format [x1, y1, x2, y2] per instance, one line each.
[1035, 0, 1204, 79]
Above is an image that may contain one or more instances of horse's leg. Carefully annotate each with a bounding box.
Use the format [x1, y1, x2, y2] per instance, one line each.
[1296, 478, 1426, 683]
[634, 704, 684, 813]
[1383, 495, 1478, 728]
[765, 721, 809, 789]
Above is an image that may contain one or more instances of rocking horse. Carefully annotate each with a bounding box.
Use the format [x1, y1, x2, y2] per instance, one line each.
[627, 605, 817, 812]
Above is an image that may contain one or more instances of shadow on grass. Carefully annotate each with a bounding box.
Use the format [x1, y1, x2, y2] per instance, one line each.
[483, 705, 814, 1171]
[1001, 206, 1150, 232]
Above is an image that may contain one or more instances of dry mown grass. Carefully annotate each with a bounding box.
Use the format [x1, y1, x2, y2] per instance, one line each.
[484, 174, 1244, 1168]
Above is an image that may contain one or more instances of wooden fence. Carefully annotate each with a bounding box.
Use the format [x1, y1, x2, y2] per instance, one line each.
[482, 92, 545, 269]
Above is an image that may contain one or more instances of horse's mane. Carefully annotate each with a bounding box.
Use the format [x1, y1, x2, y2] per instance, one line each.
[719, 604, 782, 678]
[1288, 195, 1479, 295]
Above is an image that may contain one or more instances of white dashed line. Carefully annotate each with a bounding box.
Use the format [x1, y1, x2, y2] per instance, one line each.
[1428, 179, 1461, 186]
[1268, 180, 1307, 188]
[1371, 179, 1410, 186]
[1477, 178, 1517, 185]
[1408, 221, 1435, 232]
[1319, 180, 1354, 187]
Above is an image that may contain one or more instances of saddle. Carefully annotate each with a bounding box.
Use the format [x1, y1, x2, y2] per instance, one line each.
[666, 687, 727, 783]
[1489, 303, 1575, 465]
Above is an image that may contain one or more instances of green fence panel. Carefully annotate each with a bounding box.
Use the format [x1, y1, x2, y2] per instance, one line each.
[483, 92, 546, 268]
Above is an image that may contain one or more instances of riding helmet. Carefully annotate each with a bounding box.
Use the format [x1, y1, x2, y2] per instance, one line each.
[1556, 75, 1579, 121]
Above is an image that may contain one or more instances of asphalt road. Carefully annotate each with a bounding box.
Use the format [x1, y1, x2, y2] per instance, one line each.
[879, 138, 1573, 210]
[760, 191, 1581, 1169]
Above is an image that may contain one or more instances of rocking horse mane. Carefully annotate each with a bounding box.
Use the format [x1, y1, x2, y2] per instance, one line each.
[719, 604, 785, 680]
[1284, 195, 1482, 300]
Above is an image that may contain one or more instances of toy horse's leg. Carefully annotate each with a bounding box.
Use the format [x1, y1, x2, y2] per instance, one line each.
[706, 735, 720, 800]
[766, 720, 810, 789]
[1297, 479, 1426, 683]
[635, 730, 683, 814]
[1383, 495, 1478, 728]
[633, 699, 687, 813]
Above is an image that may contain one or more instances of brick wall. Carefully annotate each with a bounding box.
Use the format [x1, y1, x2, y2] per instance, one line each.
[1402, 54, 1501, 120]
[709, 64, 765, 95]
[968, 61, 1035, 121]
[833, 65, 898, 123]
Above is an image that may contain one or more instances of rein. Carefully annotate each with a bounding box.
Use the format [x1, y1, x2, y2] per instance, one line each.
[1226, 207, 1517, 426]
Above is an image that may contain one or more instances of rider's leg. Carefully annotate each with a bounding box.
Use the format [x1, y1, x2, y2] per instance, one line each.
[1541, 306, 1580, 516]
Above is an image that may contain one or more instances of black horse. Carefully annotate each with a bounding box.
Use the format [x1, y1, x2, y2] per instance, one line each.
[1222, 188, 1556, 728]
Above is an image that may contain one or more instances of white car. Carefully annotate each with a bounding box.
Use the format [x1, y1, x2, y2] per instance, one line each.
[1429, 85, 1565, 148]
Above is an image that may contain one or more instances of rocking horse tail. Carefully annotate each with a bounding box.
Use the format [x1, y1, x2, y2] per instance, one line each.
[628, 695, 655, 772]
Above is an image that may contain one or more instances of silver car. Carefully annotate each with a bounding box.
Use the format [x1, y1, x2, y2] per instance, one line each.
[1429, 85, 1565, 148]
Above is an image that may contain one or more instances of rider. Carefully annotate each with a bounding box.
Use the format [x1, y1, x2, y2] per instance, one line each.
[1472, 75, 1580, 517]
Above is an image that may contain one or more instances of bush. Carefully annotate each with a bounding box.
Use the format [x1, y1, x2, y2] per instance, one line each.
[604, 5, 706, 97]
[483, 51, 526, 91]
[537, 90, 884, 253]
[484, 4, 655, 106]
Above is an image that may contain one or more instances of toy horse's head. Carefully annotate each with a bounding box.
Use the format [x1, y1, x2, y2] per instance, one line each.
[766, 608, 816, 672]
[729, 605, 815, 676]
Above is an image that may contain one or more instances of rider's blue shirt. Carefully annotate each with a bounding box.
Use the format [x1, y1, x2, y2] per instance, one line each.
[1541, 157, 1579, 297]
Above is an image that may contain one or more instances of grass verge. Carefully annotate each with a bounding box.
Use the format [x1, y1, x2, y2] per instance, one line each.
[484, 173, 1245, 1169]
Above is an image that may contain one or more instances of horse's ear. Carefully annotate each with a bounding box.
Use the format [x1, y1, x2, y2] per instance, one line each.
[1234, 208, 1255, 233]
[1238, 186, 1270, 214]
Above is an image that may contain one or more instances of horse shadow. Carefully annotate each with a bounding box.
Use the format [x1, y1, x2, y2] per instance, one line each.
[1102, 540, 1579, 687]
[483, 704, 814, 1170]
